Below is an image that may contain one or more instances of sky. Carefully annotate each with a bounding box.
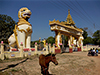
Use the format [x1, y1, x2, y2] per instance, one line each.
[0, 0, 100, 41]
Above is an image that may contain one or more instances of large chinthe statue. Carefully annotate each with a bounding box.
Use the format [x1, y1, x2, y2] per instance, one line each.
[8, 7, 32, 50]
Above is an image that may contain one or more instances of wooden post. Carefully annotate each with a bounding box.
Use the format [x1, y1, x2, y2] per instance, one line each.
[53, 44, 55, 54]
[46, 43, 49, 54]
[35, 42, 37, 55]
[1, 41, 4, 60]
[49, 43, 51, 53]
[20, 42, 23, 57]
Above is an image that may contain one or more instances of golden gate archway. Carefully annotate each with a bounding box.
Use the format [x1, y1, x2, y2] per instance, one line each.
[49, 9, 84, 53]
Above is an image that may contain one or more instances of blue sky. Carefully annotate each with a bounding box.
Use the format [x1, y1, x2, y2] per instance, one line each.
[0, 0, 100, 41]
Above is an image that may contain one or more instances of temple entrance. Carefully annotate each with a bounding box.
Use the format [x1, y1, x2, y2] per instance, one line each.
[49, 9, 84, 53]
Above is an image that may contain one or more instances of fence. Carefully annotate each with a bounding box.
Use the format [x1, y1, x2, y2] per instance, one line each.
[0, 42, 56, 60]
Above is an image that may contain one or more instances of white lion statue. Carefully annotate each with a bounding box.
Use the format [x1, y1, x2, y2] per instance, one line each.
[8, 7, 32, 50]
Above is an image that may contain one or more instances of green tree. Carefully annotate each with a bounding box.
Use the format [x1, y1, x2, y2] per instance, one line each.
[92, 30, 100, 45]
[31, 40, 44, 47]
[83, 37, 93, 45]
[80, 28, 90, 45]
[46, 36, 55, 45]
[81, 28, 88, 39]
[0, 14, 16, 44]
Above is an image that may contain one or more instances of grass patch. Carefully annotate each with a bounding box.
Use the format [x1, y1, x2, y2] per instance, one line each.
[91, 60, 94, 62]
[11, 69, 18, 72]
[11, 68, 22, 72]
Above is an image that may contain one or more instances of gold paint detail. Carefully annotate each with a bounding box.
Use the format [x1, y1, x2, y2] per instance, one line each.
[42, 39, 46, 47]
[57, 26, 61, 30]
[25, 35, 27, 47]
[13, 25, 19, 48]
[55, 32, 57, 47]
[17, 27, 26, 33]
[70, 35, 73, 44]
[55, 32, 62, 48]
[17, 26, 32, 34]
[49, 19, 82, 32]
[13, 25, 32, 48]
[18, 19, 32, 26]
[66, 9, 75, 25]
[26, 27, 32, 33]
[49, 10, 83, 32]
[10, 42, 17, 47]
[18, 7, 32, 26]
[8, 7, 32, 49]
[18, 7, 31, 19]
[49, 9, 84, 49]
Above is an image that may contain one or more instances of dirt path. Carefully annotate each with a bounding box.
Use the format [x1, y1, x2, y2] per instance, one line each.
[64, 52, 100, 75]
[88, 55, 100, 74]
[0, 52, 100, 75]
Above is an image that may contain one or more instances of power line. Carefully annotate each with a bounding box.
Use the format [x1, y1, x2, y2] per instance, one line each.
[75, 0, 94, 22]
[75, 0, 100, 29]
[60, 0, 96, 35]
[60, 0, 94, 25]
[48, 0, 98, 36]
[48, 0, 82, 23]
[69, 0, 94, 24]
[48, 0, 67, 14]
[67, 0, 96, 36]
[50, 0, 91, 25]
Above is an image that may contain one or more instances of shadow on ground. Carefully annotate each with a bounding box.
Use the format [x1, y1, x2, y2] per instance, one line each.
[0, 58, 29, 72]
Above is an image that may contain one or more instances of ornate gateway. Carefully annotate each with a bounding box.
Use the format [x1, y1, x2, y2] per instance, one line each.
[49, 9, 84, 52]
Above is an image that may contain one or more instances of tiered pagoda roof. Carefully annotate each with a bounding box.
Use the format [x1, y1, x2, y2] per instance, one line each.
[49, 9, 82, 32]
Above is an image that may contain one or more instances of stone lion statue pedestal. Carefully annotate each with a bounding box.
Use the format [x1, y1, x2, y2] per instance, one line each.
[8, 7, 32, 51]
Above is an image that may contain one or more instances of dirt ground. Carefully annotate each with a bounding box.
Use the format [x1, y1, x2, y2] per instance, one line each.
[0, 52, 100, 75]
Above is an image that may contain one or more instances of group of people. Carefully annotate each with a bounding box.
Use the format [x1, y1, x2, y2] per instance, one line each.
[89, 48, 99, 56]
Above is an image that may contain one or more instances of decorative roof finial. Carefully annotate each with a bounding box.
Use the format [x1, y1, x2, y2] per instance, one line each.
[68, 9, 70, 14]
[66, 9, 75, 25]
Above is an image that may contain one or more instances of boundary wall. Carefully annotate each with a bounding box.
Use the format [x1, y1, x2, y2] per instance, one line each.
[0, 43, 56, 60]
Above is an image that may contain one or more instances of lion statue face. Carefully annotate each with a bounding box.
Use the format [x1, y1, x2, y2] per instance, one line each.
[18, 7, 31, 20]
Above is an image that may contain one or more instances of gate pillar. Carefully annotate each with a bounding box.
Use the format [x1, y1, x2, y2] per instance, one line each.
[55, 32, 62, 49]
[68, 36, 73, 53]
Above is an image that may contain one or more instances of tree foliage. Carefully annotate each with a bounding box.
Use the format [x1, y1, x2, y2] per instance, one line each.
[0, 14, 16, 43]
[92, 30, 100, 45]
[81, 28, 88, 39]
[80, 28, 93, 45]
[46, 36, 55, 46]
[83, 37, 93, 45]
[31, 29, 100, 46]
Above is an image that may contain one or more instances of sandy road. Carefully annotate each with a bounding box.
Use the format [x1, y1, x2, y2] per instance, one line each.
[0, 52, 100, 75]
